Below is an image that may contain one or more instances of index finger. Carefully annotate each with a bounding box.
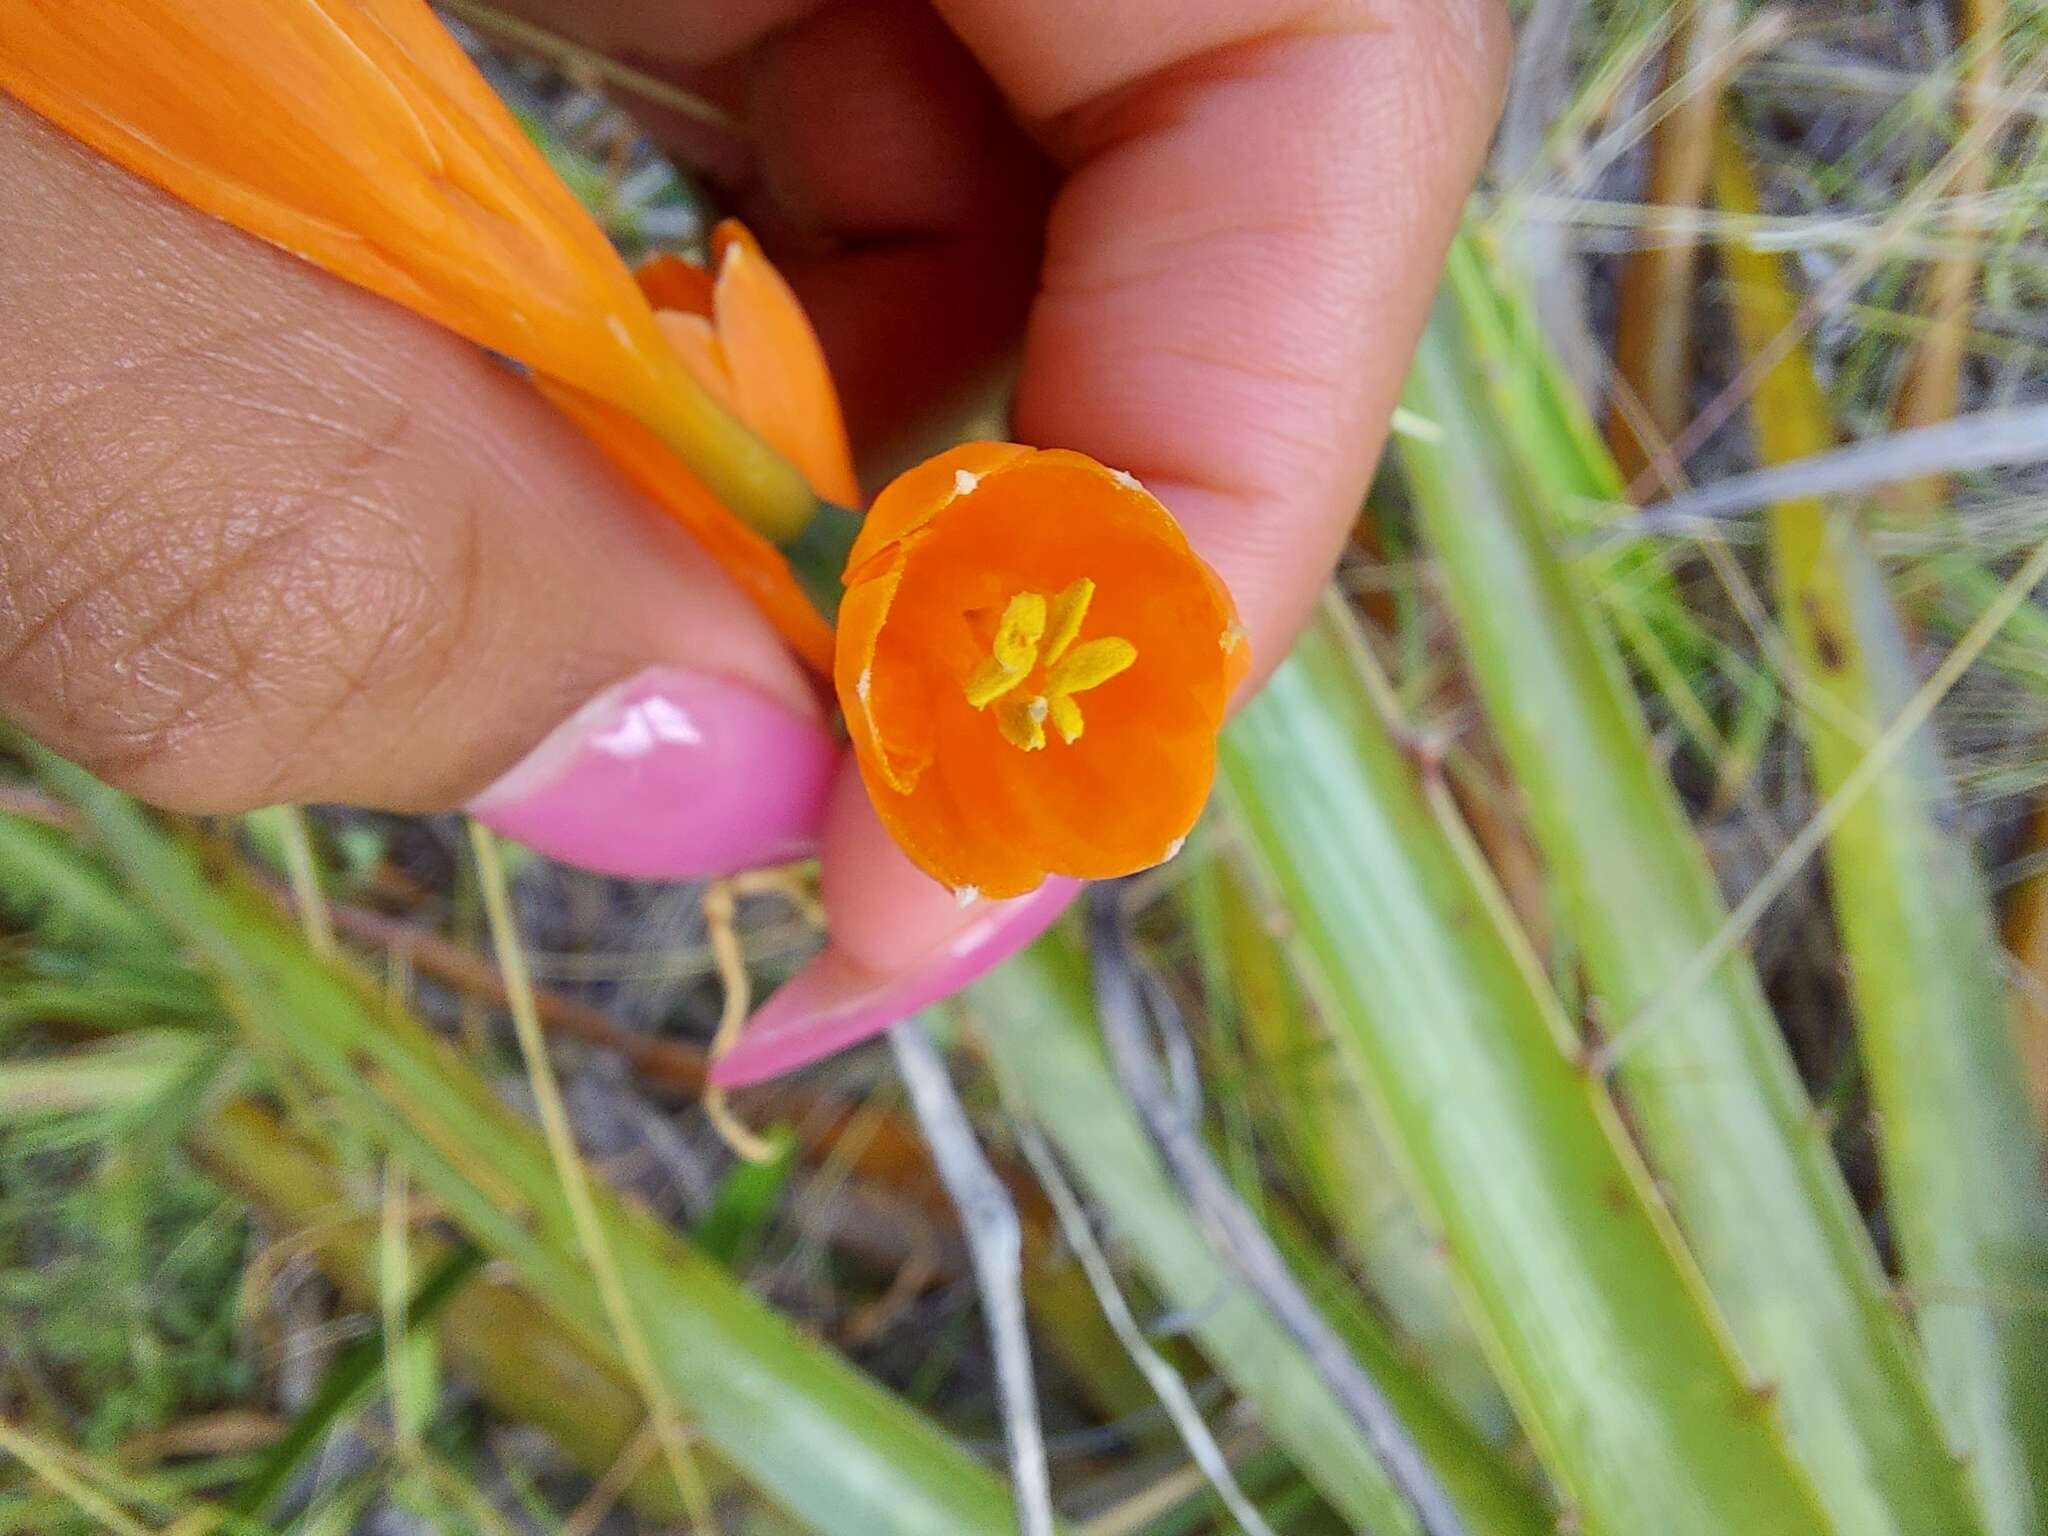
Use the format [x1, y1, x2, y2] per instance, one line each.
[826, 0, 1509, 971]
[946, 0, 1509, 679]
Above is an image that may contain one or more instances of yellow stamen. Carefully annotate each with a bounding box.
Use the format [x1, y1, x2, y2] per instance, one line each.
[965, 581, 1136, 750]
[996, 694, 1049, 752]
[1044, 636, 1137, 697]
[964, 591, 1047, 707]
[1042, 635, 1136, 746]
[1048, 693, 1085, 745]
[1042, 577, 1095, 665]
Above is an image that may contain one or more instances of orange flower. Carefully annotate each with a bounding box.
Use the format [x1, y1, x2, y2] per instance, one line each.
[0, 0, 818, 542]
[838, 445, 1248, 898]
[0, 0, 846, 667]
[636, 227, 858, 512]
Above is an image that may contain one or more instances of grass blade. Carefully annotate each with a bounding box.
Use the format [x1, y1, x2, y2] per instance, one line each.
[1401, 255, 1987, 1536]
[1178, 858, 1510, 1439]
[970, 937, 1549, 1536]
[228, 1243, 486, 1520]
[1087, 886, 1468, 1536]
[1219, 599, 1833, 1536]
[37, 750, 1036, 1536]
[1715, 137, 2048, 1536]
[1015, 1124, 1280, 1536]
[1442, 238, 1777, 782]
[468, 819, 717, 1528]
[194, 1100, 705, 1522]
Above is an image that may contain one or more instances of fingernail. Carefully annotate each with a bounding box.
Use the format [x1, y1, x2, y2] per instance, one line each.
[708, 878, 1081, 1086]
[469, 667, 834, 879]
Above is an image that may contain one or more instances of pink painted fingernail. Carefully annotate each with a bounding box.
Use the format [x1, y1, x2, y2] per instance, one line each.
[708, 878, 1082, 1087]
[469, 667, 834, 879]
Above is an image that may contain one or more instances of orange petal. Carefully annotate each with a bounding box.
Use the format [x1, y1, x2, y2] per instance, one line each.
[707, 221, 860, 509]
[0, 0, 684, 419]
[1, 0, 832, 545]
[835, 556, 932, 795]
[858, 748, 1049, 900]
[539, 380, 834, 677]
[845, 442, 1034, 579]
[636, 250, 716, 318]
[655, 311, 739, 418]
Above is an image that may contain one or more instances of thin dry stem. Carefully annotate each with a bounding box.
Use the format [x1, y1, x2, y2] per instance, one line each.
[1655, 42, 2048, 488]
[562, 1420, 663, 1536]
[1072, 1431, 1266, 1536]
[258, 806, 334, 958]
[1889, 0, 2007, 520]
[889, 1021, 1055, 1536]
[320, 898, 711, 1090]
[731, 864, 827, 928]
[467, 819, 720, 1534]
[1607, 0, 1741, 485]
[436, 0, 744, 136]
[1088, 882, 1469, 1536]
[378, 1160, 420, 1458]
[2000, 803, 2048, 1137]
[702, 879, 780, 1165]
[0, 1420, 159, 1536]
[1014, 1125, 1278, 1536]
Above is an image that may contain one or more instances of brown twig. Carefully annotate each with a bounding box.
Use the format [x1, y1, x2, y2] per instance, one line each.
[1607, 0, 1741, 488]
[115, 1411, 283, 1466]
[1888, 0, 2007, 521]
[324, 897, 712, 1091]
[318, 890, 1052, 1232]
[2000, 804, 2048, 1138]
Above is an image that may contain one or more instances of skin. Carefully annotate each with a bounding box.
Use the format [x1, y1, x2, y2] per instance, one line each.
[0, 0, 1509, 973]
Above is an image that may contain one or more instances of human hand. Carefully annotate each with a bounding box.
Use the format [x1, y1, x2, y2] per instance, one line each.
[0, 0, 1508, 1079]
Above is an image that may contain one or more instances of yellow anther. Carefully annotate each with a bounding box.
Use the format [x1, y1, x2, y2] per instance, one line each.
[964, 591, 1047, 707]
[1048, 693, 1085, 745]
[992, 590, 1048, 665]
[964, 656, 1026, 708]
[966, 582, 1135, 750]
[1042, 578, 1095, 665]
[1044, 636, 1136, 697]
[996, 694, 1049, 752]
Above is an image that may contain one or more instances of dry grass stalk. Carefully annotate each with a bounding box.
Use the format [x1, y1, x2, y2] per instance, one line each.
[701, 877, 779, 1164]
[468, 820, 722, 1532]
[2000, 803, 2048, 1137]
[1888, 0, 2007, 521]
[1607, 0, 1741, 490]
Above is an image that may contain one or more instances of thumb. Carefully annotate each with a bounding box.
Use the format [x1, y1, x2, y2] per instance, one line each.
[714, 0, 1508, 1083]
[0, 102, 831, 876]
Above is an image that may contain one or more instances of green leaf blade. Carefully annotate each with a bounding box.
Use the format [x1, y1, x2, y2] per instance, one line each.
[1221, 602, 1834, 1536]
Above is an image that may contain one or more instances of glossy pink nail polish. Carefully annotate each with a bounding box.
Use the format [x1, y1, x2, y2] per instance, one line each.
[469, 667, 834, 879]
[708, 878, 1082, 1087]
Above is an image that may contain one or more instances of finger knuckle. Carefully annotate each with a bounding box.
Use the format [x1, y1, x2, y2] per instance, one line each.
[0, 359, 477, 811]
